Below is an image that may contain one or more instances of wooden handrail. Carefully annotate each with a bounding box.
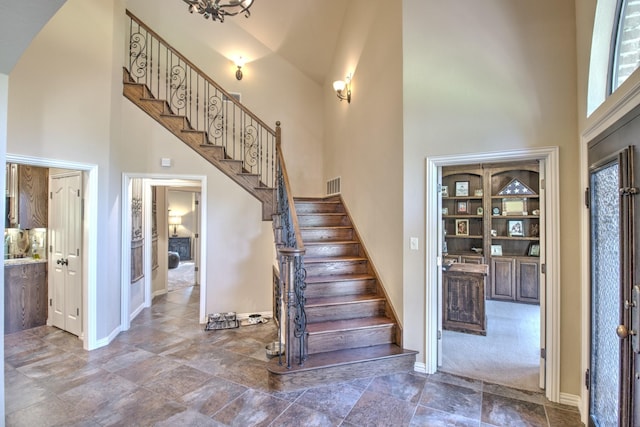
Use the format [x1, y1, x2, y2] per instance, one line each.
[126, 10, 275, 136]
[276, 137, 305, 252]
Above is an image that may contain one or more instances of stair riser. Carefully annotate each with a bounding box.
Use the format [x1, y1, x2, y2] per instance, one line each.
[295, 202, 345, 214]
[297, 215, 349, 227]
[268, 352, 415, 391]
[307, 325, 395, 354]
[300, 228, 354, 242]
[306, 301, 386, 323]
[304, 243, 360, 258]
[305, 279, 377, 298]
[305, 261, 369, 277]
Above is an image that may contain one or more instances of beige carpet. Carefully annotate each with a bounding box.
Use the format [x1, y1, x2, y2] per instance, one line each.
[168, 261, 195, 292]
[440, 300, 541, 392]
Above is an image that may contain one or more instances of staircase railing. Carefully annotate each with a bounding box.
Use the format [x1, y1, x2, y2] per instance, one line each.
[273, 128, 307, 368]
[125, 10, 275, 188]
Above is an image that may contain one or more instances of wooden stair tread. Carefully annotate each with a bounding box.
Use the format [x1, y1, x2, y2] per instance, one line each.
[307, 316, 394, 334]
[305, 273, 375, 284]
[306, 294, 383, 307]
[267, 344, 416, 375]
[303, 240, 358, 246]
[300, 225, 352, 230]
[297, 212, 345, 216]
[303, 255, 367, 264]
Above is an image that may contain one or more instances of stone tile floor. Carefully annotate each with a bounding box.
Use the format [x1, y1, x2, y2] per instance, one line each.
[5, 286, 583, 426]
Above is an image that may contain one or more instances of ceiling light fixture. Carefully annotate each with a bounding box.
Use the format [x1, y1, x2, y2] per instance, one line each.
[182, 0, 254, 23]
[333, 73, 352, 103]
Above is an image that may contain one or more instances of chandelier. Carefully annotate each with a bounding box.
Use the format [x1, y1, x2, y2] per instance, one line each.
[182, 0, 254, 23]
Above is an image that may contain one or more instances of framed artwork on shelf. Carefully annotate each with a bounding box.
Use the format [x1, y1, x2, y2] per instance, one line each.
[476, 207, 483, 215]
[491, 244, 503, 256]
[528, 243, 540, 257]
[455, 219, 469, 236]
[502, 197, 528, 215]
[455, 181, 469, 197]
[457, 201, 468, 214]
[508, 220, 524, 237]
[474, 188, 483, 197]
[442, 207, 448, 215]
[441, 185, 449, 198]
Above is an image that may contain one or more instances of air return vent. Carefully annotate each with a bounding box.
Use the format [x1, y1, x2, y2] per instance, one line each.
[326, 176, 341, 195]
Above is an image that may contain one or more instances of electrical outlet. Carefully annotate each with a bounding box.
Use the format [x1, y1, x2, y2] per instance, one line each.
[410, 237, 419, 251]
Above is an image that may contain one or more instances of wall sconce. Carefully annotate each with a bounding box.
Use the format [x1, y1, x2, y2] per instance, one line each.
[168, 214, 182, 237]
[235, 57, 245, 81]
[333, 73, 352, 103]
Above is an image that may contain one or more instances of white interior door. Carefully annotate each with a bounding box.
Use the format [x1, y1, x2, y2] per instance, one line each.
[538, 160, 547, 389]
[193, 192, 201, 286]
[49, 172, 83, 336]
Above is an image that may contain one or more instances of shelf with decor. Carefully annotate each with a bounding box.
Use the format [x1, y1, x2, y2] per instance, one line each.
[442, 161, 541, 306]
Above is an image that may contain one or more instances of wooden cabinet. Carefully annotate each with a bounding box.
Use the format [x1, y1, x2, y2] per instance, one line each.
[7, 164, 48, 229]
[5, 262, 48, 334]
[490, 256, 540, 304]
[442, 263, 488, 335]
[169, 237, 191, 261]
[443, 161, 541, 305]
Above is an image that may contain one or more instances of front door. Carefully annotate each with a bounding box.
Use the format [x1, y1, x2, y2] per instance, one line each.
[49, 171, 83, 336]
[588, 135, 640, 424]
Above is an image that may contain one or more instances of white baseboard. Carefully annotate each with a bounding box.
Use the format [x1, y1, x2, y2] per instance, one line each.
[129, 302, 145, 322]
[559, 392, 581, 408]
[413, 362, 428, 374]
[94, 325, 122, 350]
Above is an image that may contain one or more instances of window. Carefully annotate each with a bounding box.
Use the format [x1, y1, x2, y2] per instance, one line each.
[611, 0, 640, 92]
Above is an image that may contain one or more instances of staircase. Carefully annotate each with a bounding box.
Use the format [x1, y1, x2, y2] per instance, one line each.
[267, 196, 417, 390]
[123, 10, 416, 390]
[122, 69, 275, 220]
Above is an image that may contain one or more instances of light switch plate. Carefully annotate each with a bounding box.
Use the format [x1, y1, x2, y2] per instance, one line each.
[410, 237, 419, 251]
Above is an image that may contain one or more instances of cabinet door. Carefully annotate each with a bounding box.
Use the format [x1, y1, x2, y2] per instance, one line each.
[443, 271, 486, 334]
[4, 263, 47, 333]
[490, 257, 515, 300]
[516, 258, 540, 304]
[18, 165, 48, 229]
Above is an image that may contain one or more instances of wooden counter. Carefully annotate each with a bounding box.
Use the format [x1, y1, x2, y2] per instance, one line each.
[442, 262, 488, 335]
[5, 261, 48, 334]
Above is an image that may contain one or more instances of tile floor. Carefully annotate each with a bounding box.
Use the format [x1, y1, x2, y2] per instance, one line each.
[5, 286, 583, 426]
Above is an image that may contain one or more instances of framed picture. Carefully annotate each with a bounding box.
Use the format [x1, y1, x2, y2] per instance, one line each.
[457, 201, 468, 214]
[455, 181, 469, 197]
[455, 219, 469, 236]
[474, 189, 483, 197]
[502, 197, 528, 215]
[491, 244, 503, 256]
[476, 207, 483, 215]
[508, 220, 524, 237]
[442, 207, 449, 215]
[492, 207, 501, 216]
[528, 243, 540, 257]
[441, 185, 449, 198]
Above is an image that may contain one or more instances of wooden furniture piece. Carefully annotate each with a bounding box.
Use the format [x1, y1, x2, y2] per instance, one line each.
[169, 237, 191, 261]
[6, 164, 48, 229]
[442, 161, 541, 304]
[442, 263, 488, 335]
[5, 261, 48, 334]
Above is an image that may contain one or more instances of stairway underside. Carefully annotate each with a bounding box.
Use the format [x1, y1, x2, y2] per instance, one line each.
[122, 68, 275, 220]
[267, 195, 417, 391]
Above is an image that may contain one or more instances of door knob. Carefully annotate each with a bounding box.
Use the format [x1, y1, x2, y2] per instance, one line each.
[617, 324, 636, 339]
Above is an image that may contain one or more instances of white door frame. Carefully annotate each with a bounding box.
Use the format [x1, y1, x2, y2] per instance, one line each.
[6, 154, 98, 350]
[425, 146, 561, 403]
[120, 173, 207, 331]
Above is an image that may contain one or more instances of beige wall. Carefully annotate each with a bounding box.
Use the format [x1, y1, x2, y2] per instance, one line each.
[402, 0, 582, 396]
[126, 0, 325, 197]
[323, 0, 405, 323]
[6, 0, 326, 340]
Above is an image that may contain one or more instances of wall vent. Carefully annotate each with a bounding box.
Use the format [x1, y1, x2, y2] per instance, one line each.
[326, 176, 341, 195]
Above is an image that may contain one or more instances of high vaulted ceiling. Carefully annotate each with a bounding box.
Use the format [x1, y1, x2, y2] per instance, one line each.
[1, 0, 349, 85]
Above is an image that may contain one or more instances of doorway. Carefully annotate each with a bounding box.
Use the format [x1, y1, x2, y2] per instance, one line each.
[5, 154, 98, 350]
[167, 187, 200, 293]
[120, 173, 207, 331]
[586, 108, 640, 425]
[425, 147, 561, 402]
